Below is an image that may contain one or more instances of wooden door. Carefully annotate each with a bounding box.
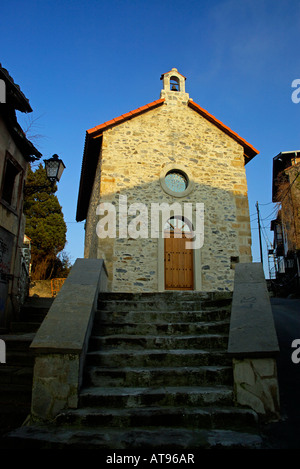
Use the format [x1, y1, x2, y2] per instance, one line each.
[164, 233, 194, 290]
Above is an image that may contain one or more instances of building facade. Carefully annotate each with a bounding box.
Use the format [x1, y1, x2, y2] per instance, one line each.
[270, 150, 300, 292]
[77, 68, 258, 292]
[0, 64, 41, 328]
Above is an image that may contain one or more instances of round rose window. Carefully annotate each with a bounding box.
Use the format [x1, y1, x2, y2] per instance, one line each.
[164, 170, 188, 193]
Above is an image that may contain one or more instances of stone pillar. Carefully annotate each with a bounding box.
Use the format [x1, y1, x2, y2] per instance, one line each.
[233, 358, 280, 421]
[228, 263, 280, 422]
[30, 258, 108, 422]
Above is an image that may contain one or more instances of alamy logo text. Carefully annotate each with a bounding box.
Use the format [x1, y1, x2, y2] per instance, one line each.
[0, 79, 6, 103]
[291, 339, 300, 364]
[96, 195, 204, 249]
[0, 339, 6, 364]
[291, 79, 300, 103]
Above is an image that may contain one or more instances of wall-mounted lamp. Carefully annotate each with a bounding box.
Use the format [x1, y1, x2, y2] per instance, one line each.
[44, 154, 66, 184]
[24, 154, 66, 195]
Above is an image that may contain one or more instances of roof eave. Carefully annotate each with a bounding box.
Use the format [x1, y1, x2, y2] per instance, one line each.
[76, 132, 103, 222]
[0, 64, 32, 113]
[188, 100, 259, 163]
[160, 70, 187, 80]
[77, 99, 166, 221]
[87, 98, 165, 138]
[76, 96, 259, 221]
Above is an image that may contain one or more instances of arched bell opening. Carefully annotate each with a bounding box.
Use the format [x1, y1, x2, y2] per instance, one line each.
[170, 76, 180, 92]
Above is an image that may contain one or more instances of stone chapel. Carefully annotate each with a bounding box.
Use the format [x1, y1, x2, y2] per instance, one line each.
[76, 68, 259, 293]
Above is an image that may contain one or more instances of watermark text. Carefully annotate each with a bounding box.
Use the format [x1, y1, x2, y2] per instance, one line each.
[96, 195, 204, 249]
[291, 339, 300, 364]
[0, 339, 6, 363]
[291, 79, 300, 103]
[0, 79, 6, 103]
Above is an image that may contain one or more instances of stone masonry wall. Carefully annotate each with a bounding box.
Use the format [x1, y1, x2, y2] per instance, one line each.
[84, 91, 252, 292]
[0, 116, 29, 325]
[285, 164, 300, 251]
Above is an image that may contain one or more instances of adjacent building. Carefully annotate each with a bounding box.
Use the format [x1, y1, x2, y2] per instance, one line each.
[76, 68, 259, 292]
[0, 64, 41, 328]
[270, 150, 300, 292]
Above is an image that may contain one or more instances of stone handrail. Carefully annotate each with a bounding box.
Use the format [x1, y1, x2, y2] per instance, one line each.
[228, 262, 280, 421]
[228, 262, 279, 357]
[29, 258, 108, 422]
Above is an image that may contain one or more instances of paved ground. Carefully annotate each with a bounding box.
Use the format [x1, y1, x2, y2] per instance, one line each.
[261, 297, 300, 449]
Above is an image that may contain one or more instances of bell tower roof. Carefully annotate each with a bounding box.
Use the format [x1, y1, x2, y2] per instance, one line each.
[160, 67, 186, 80]
[160, 67, 189, 101]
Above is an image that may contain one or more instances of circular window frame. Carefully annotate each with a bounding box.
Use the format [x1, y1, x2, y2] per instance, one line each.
[160, 164, 194, 198]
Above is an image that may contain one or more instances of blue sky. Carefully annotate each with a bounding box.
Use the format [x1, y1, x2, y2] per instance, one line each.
[1, 0, 299, 278]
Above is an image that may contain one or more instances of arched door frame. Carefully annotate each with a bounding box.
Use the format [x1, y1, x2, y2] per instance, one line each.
[157, 212, 202, 291]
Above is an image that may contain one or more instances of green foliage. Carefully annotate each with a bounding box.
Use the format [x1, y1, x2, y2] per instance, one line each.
[52, 251, 73, 278]
[24, 164, 68, 279]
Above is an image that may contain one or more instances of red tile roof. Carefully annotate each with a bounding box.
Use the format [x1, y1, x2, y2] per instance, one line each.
[86, 96, 258, 161]
[160, 70, 187, 80]
[87, 98, 165, 137]
[188, 100, 259, 161]
[76, 96, 258, 221]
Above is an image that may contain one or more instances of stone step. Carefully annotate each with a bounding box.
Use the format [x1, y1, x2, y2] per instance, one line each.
[93, 319, 230, 336]
[99, 291, 232, 302]
[97, 309, 231, 324]
[9, 322, 42, 333]
[84, 365, 233, 387]
[0, 407, 31, 439]
[0, 383, 32, 406]
[56, 404, 258, 430]
[20, 297, 54, 314]
[0, 333, 35, 349]
[4, 351, 35, 367]
[0, 333, 35, 366]
[0, 291, 265, 450]
[78, 385, 233, 408]
[3, 425, 263, 449]
[0, 366, 33, 386]
[18, 298, 53, 324]
[0, 298, 52, 438]
[98, 298, 232, 312]
[86, 349, 232, 368]
[88, 334, 229, 351]
[0, 371, 33, 433]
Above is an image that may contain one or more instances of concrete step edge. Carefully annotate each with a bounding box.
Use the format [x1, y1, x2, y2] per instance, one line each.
[3, 425, 262, 449]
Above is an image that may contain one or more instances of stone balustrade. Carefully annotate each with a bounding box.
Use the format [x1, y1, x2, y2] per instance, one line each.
[29, 258, 108, 421]
[228, 262, 280, 421]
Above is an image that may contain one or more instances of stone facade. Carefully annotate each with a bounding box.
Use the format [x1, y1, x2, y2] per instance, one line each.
[0, 68, 41, 328]
[271, 151, 300, 290]
[280, 161, 300, 252]
[0, 116, 28, 325]
[78, 68, 258, 292]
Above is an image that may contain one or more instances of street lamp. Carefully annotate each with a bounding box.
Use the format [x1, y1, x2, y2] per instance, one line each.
[44, 154, 66, 184]
[24, 154, 66, 195]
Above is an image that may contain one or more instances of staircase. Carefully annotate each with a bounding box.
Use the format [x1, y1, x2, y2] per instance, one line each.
[0, 297, 53, 436]
[4, 291, 263, 449]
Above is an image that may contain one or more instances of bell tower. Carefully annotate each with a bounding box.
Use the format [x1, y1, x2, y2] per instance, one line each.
[160, 68, 189, 102]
